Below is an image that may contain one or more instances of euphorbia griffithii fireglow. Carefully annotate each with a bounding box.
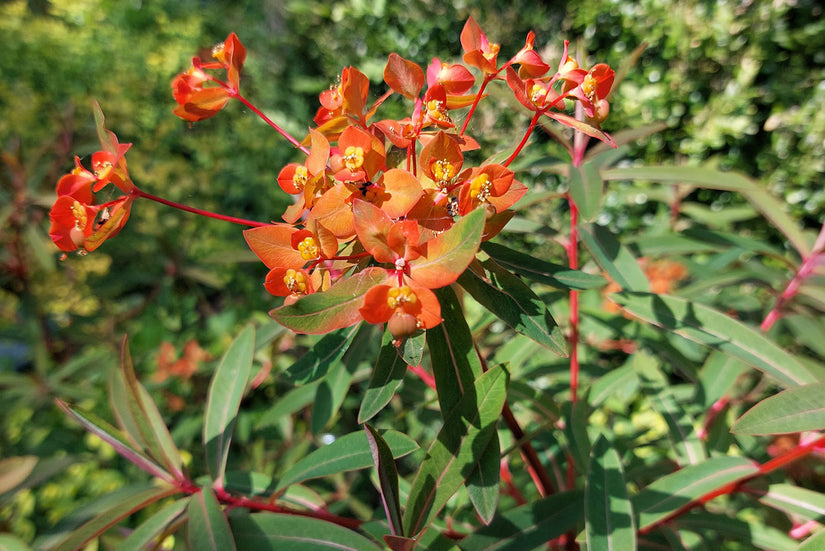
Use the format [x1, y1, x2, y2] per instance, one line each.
[50, 20, 617, 343]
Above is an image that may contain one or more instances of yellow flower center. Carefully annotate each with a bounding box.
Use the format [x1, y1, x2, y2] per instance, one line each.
[483, 43, 500, 62]
[530, 83, 547, 106]
[582, 73, 598, 102]
[293, 166, 309, 190]
[432, 160, 455, 186]
[212, 42, 227, 64]
[561, 56, 579, 74]
[93, 161, 113, 181]
[297, 236, 319, 260]
[386, 286, 418, 310]
[469, 173, 492, 202]
[71, 200, 87, 230]
[426, 100, 450, 123]
[343, 146, 365, 172]
[283, 268, 309, 294]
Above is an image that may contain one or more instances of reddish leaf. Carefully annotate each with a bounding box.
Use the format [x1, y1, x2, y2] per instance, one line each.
[384, 53, 425, 100]
[408, 208, 484, 288]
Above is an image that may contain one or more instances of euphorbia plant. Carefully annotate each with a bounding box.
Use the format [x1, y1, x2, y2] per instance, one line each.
[44, 15, 825, 551]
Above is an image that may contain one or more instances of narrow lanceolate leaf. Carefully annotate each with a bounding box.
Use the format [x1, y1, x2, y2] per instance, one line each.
[601, 165, 810, 256]
[634, 352, 706, 466]
[427, 286, 484, 415]
[673, 510, 798, 551]
[568, 161, 603, 222]
[459, 258, 567, 356]
[359, 331, 409, 423]
[732, 383, 825, 435]
[586, 436, 636, 551]
[230, 513, 381, 550]
[458, 490, 584, 551]
[365, 424, 404, 537]
[55, 400, 171, 481]
[632, 456, 758, 530]
[481, 242, 607, 290]
[403, 366, 508, 537]
[119, 498, 189, 551]
[275, 430, 418, 492]
[52, 484, 179, 551]
[286, 325, 360, 384]
[546, 111, 616, 147]
[408, 207, 484, 288]
[466, 432, 501, 525]
[188, 487, 236, 551]
[580, 224, 650, 292]
[270, 267, 388, 333]
[204, 325, 255, 485]
[758, 483, 825, 523]
[119, 338, 184, 479]
[610, 292, 818, 387]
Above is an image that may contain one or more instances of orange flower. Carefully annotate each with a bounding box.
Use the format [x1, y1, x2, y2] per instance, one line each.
[360, 282, 442, 339]
[460, 16, 501, 75]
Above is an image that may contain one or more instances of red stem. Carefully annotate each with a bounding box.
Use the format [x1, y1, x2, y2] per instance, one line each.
[232, 92, 310, 156]
[501, 402, 556, 497]
[502, 111, 542, 168]
[131, 186, 268, 227]
[459, 74, 495, 136]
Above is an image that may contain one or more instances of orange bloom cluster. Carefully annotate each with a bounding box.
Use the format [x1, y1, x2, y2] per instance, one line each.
[49, 105, 135, 253]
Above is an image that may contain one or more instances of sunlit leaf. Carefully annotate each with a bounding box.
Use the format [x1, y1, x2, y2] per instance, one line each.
[0, 456, 37, 495]
[404, 366, 508, 537]
[275, 430, 418, 491]
[581, 224, 650, 292]
[119, 498, 189, 551]
[51, 484, 179, 551]
[568, 161, 603, 222]
[481, 242, 607, 290]
[758, 483, 825, 523]
[458, 258, 567, 356]
[458, 490, 584, 550]
[188, 487, 236, 551]
[384, 53, 425, 100]
[732, 383, 825, 435]
[204, 325, 255, 485]
[230, 512, 381, 550]
[632, 456, 758, 530]
[286, 325, 360, 384]
[610, 292, 818, 387]
[408, 208, 484, 288]
[585, 436, 636, 551]
[466, 432, 501, 525]
[270, 267, 388, 333]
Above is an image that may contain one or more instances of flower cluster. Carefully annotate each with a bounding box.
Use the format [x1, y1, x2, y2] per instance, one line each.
[49, 106, 135, 254]
[49, 18, 615, 341]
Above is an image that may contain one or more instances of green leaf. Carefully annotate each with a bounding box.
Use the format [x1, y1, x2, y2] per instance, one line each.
[51, 484, 179, 551]
[580, 224, 650, 292]
[119, 498, 189, 551]
[270, 267, 388, 333]
[427, 286, 484, 415]
[673, 510, 798, 551]
[408, 207, 484, 288]
[118, 338, 184, 479]
[275, 430, 418, 492]
[562, 399, 591, 473]
[364, 424, 404, 537]
[585, 436, 636, 551]
[610, 292, 818, 387]
[56, 400, 172, 481]
[0, 456, 37, 495]
[632, 456, 758, 530]
[204, 325, 255, 485]
[255, 380, 321, 430]
[732, 383, 825, 435]
[481, 242, 606, 290]
[359, 331, 408, 423]
[458, 259, 567, 356]
[399, 329, 426, 366]
[286, 325, 359, 384]
[798, 528, 825, 550]
[230, 513, 381, 550]
[458, 490, 584, 551]
[634, 352, 706, 465]
[188, 487, 236, 551]
[403, 366, 508, 537]
[466, 432, 501, 525]
[0, 533, 33, 551]
[568, 161, 603, 221]
[758, 483, 825, 523]
[601, 165, 810, 256]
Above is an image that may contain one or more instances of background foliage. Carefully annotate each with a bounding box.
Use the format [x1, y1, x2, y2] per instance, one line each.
[2, 0, 824, 548]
